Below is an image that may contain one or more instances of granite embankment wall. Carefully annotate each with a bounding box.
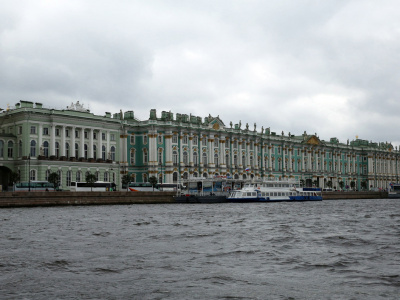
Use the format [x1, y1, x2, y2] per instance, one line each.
[0, 191, 389, 208]
[0, 191, 176, 208]
[322, 191, 388, 200]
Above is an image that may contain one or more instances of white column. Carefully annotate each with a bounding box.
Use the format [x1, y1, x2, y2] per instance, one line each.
[61, 125, 66, 157]
[50, 124, 56, 156]
[89, 128, 94, 159]
[80, 128, 85, 158]
[71, 126, 76, 158]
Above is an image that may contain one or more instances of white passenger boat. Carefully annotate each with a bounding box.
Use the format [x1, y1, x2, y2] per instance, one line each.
[227, 179, 322, 202]
[388, 183, 400, 198]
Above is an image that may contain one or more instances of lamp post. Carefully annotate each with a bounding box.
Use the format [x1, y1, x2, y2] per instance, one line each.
[28, 155, 31, 192]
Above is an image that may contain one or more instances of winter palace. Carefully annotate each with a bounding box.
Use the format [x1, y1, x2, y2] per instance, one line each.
[0, 100, 399, 191]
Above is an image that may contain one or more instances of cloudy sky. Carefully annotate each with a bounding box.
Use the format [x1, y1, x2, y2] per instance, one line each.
[1, 0, 400, 146]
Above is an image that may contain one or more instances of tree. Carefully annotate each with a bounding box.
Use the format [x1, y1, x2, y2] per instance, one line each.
[361, 180, 367, 190]
[9, 171, 20, 189]
[48, 172, 59, 191]
[339, 181, 345, 191]
[350, 181, 356, 190]
[149, 176, 158, 191]
[85, 173, 97, 191]
[327, 180, 333, 189]
[121, 174, 131, 191]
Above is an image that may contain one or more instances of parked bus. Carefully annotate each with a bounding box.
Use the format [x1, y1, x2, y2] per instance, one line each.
[156, 183, 184, 192]
[69, 181, 114, 192]
[14, 181, 54, 191]
[123, 182, 159, 192]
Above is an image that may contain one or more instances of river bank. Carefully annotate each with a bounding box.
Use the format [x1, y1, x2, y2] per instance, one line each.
[0, 190, 390, 208]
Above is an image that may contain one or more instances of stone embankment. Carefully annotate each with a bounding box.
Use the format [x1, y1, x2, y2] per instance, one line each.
[0, 191, 176, 208]
[322, 191, 388, 200]
[0, 190, 390, 208]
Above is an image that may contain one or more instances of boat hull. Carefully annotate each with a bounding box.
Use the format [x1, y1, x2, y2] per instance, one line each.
[227, 196, 322, 202]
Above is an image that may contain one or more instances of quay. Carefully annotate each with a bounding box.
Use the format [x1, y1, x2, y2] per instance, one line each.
[0, 191, 390, 208]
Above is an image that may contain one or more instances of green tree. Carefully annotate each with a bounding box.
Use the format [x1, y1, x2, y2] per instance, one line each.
[48, 172, 59, 191]
[350, 181, 356, 190]
[339, 181, 345, 191]
[149, 176, 158, 191]
[121, 174, 131, 191]
[361, 180, 367, 190]
[85, 173, 97, 191]
[9, 171, 20, 188]
[327, 180, 333, 189]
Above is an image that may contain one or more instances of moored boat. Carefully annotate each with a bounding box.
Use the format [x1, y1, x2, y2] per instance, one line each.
[388, 183, 400, 198]
[227, 179, 322, 202]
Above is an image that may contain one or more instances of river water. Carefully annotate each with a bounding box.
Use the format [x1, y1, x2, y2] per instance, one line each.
[1, 199, 399, 299]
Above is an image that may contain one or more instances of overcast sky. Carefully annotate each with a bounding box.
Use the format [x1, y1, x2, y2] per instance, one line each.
[1, 0, 400, 147]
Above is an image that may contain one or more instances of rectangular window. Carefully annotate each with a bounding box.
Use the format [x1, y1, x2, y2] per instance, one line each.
[110, 134, 115, 141]
[93, 132, 97, 140]
[18, 126, 22, 134]
[193, 136, 198, 144]
[84, 131, 88, 139]
[65, 129, 69, 137]
[143, 135, 148, 144]
[75, 130, 79, 138]
[183, 135, 188, 144]
[56, 128, 60, 136]
[130, 135, 135, 145]
[202, 138, 206, 146]
[158, 135, 163, 144]
[43, 128, 49, 135]
[173, 135, 178, 144]
[30, 126, 36, 134]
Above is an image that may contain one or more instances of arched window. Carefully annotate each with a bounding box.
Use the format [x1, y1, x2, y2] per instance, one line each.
[173, 150, 178, 165]
[193, 172, 198, 177]
[30, 169, 36, 181]
[18, 140, 22, 157]
[202, 173, 208, 178]
[102, 145, 106, 160]
[30, 140, 36, 157]
[193, 152, 198, 166]
[183, 172, 188, 179]
[202, 153, 207, 165]
[45, 169, 51, 181]
[226, 154, 230, 167]
[158, 149, 163, 164]
[66, 170, 72, 186]
[214, 154, 219, 166]
[183, 151, 188, 165]
[143, 174, 147, 182]
[95, 171, 100, 181]
[250, 156, 253, 167]
[110, 146, 116, 161]
[234, 155, 238, 166]
[104, 172, 109, 182]
[55, 142, 60, 158]
[84, 144, 88, 160]
[143, 149, 147, 164]
[57, 170, 62, 186]
[76, 171, 81, 182]
[65, 143, 70, 159]
[8, 141, 13, 158]
[43, 141, 49, 158]
[130, 173, 136, 182]
[173, 172, 178, 183]
[130, 149, 135, 165]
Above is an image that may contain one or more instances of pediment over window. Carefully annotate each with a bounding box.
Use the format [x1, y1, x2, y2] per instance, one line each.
[305, 135, 322, 145]
[207, 115, 225, 130]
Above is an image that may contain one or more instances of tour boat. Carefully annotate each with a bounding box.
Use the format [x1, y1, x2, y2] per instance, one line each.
[227, 179, 322, 202]
[388, 183, 400, 198]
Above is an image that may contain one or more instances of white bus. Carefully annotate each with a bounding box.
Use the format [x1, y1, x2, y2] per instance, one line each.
[69, 181, 114, 192]
[156, 183, 184, 192]
[14, 181, 54, 191]
[124, 182, 159, 192]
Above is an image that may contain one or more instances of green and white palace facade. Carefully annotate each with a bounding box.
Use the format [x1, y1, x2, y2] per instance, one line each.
[0, 100, 399, 191]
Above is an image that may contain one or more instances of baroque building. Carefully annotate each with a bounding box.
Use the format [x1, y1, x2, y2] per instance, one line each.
[1, 100, 399, 191]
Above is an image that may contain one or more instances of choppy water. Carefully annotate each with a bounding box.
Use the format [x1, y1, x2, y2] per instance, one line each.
[1, 199, 399, 300]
